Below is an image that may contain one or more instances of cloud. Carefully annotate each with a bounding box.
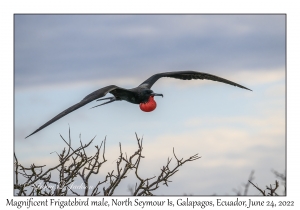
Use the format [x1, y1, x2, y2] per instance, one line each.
[231, 68, 285, 86]
[15, 15, 285, 89]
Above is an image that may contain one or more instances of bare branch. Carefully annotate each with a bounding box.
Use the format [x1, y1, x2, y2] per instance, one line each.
[248, 180, 266, 196]
[14, 130, 200, 196]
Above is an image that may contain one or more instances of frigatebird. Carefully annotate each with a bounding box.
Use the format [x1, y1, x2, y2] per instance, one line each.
[25, 71, 251, 138]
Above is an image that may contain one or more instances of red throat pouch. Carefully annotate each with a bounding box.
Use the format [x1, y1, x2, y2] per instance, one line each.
[139, 96, 157, 112]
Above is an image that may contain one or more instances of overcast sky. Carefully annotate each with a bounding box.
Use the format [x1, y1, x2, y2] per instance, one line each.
[14, 14, 285, 195]
[15, 15, 285, 88]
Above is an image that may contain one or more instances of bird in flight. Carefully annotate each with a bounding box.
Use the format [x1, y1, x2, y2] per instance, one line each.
[25, 71, 251, 138]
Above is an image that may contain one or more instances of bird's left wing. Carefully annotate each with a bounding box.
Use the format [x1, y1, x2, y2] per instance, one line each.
[25, 85, 120, 138]
[139, 71, 252, 91]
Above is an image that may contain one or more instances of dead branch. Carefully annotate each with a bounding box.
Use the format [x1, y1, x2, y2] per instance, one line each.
[14, 130, 200, 196]
[248, 180, 280, 196]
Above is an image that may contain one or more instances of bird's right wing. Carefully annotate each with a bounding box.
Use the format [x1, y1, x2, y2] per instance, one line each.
[25, 85, 121, 138]
[139, 71, 252, 91]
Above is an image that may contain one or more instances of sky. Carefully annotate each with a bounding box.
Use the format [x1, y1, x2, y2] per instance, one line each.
[14, 14, 286, 195]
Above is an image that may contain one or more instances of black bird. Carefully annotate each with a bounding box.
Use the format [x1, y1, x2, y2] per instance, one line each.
[25, 71, 251, 138]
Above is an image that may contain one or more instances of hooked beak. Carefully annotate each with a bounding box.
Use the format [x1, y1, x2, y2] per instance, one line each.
[151, 93, 163, 98]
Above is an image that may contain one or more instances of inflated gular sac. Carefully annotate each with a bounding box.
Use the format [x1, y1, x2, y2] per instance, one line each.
[139, 96, 157, 112]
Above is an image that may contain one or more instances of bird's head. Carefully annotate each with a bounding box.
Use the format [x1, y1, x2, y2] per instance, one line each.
[139, 90, 163, 112]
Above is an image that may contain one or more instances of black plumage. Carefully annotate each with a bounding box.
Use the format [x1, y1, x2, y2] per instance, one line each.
[25, 71, 251, 138]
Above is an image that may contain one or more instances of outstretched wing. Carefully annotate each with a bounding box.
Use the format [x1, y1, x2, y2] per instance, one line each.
[139, 71, 252, 91]
[25, 85, 121, 138]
